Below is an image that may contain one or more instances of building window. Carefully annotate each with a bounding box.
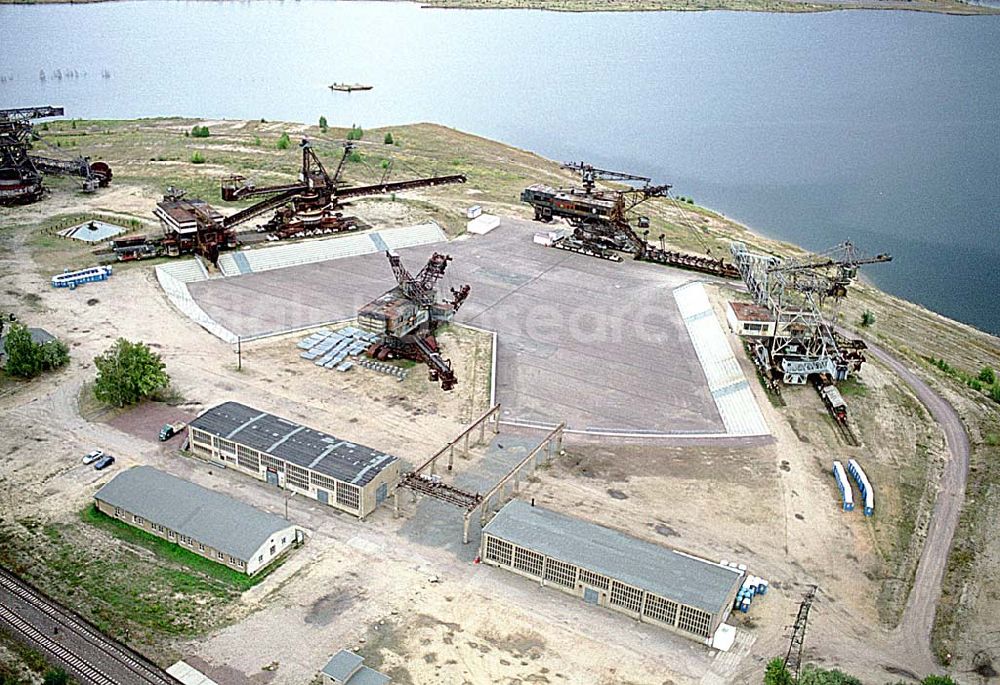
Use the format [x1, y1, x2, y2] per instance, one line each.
[609, 581, 643, 614]
[512, 547, 544, 578]
[218, 551, 224, 559]
[286, 464, 310, 491]
[199, 543, 205, 551]
[543, 558, 577, 588]
[643, 593, 679, 625]
[133, 515, 143, 525]
[335, 482, 360, 511]
[236, 444, 260, 471]
[113, 507, 123, 517]
[167, 530, 175, 539]
[579, 569, 610, 591]
[677, 605, 712, 638]
[485, 537, 513, 566]
[258, 554, 263, 562]
[281, 537, 286, 544]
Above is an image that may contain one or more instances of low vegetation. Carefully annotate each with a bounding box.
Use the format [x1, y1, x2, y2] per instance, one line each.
[764, 658, 957, 685]
[927, 357, 1000, 404]
[93, 338, 169, 407]
[189, 125, 210, 138]
[1, 323, 69, 379]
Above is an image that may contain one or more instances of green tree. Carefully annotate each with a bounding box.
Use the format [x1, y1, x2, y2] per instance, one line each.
[798, 665, 862, 685]
[978, 366, 996, 384]
[764, 658, 794, 685]
[318, 116, 328, 132]
[93, 338, 170, 408]
[383, 131, 394, 145]
[860, 310, 875, 327]
[346, 124, 363, 141]
[276, 132, 291, 150]
[190, 125, 210, 138]
[3, 323, 42, 378]
[190, 151, 206, 164]
[42, 669, 69, 685]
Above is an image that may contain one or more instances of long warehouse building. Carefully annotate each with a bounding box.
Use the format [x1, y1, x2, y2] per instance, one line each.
[480, 500, 743, 646]
[95, 466, 303, 576]
[188, 401, 400, 519]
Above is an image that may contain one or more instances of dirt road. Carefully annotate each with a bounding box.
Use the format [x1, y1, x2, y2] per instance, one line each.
[866, 341, 971, 671]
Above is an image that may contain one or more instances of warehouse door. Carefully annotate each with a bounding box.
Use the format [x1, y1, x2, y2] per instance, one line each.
[317, 489, 329, 505]
[266, 469, 278, 486]
[376, 483, 387, 504]
[583, 588, 599, 605]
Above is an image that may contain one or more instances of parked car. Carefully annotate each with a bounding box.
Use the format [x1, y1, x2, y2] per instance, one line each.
[82, 449, 105, 465]
[93, 455, 116, 471]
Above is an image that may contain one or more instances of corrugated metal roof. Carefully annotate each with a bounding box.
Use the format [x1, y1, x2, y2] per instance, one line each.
[94, 466, 293, 562]
[483, 500, 741, 615]
[189, 402, 398, 486]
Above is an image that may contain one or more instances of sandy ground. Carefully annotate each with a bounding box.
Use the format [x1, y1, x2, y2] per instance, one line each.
[0, 183, 971, 684]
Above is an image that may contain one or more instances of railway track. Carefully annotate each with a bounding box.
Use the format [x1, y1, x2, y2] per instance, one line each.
[0, 567, 182, 685]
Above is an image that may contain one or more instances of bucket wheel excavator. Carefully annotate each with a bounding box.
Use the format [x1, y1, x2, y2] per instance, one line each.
[358, 251, 470, 391]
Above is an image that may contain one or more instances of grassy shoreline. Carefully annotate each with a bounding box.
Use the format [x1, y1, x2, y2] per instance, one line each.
[0, 0, 996, 14]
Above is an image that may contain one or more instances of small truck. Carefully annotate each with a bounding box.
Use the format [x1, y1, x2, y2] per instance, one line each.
[158, 421, 187, 441]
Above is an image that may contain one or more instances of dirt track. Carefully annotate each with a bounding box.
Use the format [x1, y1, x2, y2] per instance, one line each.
[866, 341, 971, 671]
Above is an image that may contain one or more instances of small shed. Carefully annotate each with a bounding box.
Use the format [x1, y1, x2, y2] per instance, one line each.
[0, 327, 56, 367]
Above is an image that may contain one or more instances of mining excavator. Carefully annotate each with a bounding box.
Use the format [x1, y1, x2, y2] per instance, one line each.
[358, 251, 470, 391]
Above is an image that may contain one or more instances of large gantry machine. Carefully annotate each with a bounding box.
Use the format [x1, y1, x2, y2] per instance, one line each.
[220, 139, 466, 239]
[522, 162, 739, 278]
[358, 251, 470, 391]
[730, 239, 892, 385]
[0, 106, 112, 205]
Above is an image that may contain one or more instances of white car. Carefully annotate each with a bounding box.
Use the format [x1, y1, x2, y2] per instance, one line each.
[82, 449, 105, 465]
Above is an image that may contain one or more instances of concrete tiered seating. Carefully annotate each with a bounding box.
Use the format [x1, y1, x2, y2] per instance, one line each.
[673, 282, 769, 437]
[242, 234, 376, 273]
[156, 258, 209, 284]
[379, 222, 447, 250]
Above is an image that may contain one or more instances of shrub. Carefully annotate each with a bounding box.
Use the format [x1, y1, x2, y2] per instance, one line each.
[43, 669, 70, 685]
[348, 151, 363, 163]
[991, 384, 1000, 404]
[346, 124, 363, 141]
[190, 151, 206, 164]
[319, 116, 328, 132]
[253, 135, 261, 146]
[860, 310, 875, 327]
[2, 323, 69, 378]
[979, 366, 996, 384]
[764, 658, 794, 685]
[383, 131, 394, 145]
[276, 132, 291, 150]
[190, 125, 210, 138]
[93, 338, 169, 408]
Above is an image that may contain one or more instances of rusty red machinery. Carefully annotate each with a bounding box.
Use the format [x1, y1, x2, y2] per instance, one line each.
[219, 139, 466, 239]
[521, 162, 739, 279]
[0, 107, 112, 206]
[358, 251, 470, 391]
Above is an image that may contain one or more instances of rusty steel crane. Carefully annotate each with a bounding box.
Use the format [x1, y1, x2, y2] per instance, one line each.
[358, 251, 470, 391]
[220, 139, 466, 239]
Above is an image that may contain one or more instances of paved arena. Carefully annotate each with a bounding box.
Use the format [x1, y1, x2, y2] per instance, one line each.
[188, 219, 727, 434]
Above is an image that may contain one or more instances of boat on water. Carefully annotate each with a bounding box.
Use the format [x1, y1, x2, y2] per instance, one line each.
[329, 83, 373, 92]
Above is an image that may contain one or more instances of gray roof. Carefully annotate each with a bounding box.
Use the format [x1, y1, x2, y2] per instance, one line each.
[483, 500, 742, 615]
[1, 327, 56, 363]
[321, 651, 390, 685]
[95, 466, 294, 562]
[190, 402, 397, 487]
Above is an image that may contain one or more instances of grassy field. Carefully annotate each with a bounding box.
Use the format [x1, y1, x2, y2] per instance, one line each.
[0, 510, 246, 660]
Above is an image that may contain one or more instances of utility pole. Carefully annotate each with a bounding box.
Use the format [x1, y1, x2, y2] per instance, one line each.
[784, 585, 818, 680]
[236, 336, 242, 371]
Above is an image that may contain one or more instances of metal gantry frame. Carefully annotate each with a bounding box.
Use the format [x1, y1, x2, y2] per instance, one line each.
[395, 407, 566, 544]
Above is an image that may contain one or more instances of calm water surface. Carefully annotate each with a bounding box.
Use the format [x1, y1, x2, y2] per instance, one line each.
[1, 2, 998, 334]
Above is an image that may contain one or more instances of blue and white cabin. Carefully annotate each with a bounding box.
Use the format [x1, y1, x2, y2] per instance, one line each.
[847, 458, 874, 516]
[832, 460, 854, 512]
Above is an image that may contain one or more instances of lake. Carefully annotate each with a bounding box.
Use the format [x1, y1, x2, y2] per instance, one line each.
[1, 1, 998, 334]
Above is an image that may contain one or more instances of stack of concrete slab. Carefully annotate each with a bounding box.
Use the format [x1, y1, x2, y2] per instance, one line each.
[358, 358, 408, 382]
[299, 327, 378, 372]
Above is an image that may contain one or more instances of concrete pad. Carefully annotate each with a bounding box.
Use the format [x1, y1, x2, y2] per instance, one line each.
[187, 219, 725, 435]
